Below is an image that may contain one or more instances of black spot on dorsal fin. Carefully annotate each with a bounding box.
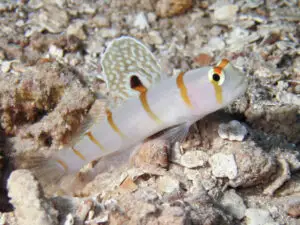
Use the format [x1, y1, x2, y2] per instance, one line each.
[130, 75, 147, 93]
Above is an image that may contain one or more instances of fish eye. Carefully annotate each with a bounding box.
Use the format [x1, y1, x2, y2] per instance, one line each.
[212, 73, 220, 82]
[208, 69, 225, 86]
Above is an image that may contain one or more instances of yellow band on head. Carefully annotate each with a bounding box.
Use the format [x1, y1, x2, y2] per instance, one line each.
[211, 59, 229, 104]
[213, 84, 223, 104]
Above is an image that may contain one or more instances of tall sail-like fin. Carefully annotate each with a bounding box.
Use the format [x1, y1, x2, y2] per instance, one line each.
[101, 36, 162, 108]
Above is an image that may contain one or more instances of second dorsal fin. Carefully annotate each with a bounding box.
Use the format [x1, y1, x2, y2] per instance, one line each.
[100, 36, 162, 109]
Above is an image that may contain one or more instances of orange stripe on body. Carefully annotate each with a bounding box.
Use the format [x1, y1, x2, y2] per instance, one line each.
[85, 131, 105, 151]
[56, 159, 68, 172]
[133, 85, 162, 124]
[106, 110, 126, 138]
[72, 147, 86, 160]
[139, 91, 162, 124]
[176, 72, 193, 108]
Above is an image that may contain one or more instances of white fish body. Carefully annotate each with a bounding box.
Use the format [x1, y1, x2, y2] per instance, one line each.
[23, 37, 248, 181]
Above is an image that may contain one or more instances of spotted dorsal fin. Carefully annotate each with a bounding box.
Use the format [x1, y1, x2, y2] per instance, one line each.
[100, 36, 162, 109]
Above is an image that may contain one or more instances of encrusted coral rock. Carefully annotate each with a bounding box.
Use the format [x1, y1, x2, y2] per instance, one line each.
[7, 169, 58, 225]
[228, 142, 277, 188]
[245, 104, 300, 144]
[1, 61, 94, 155]
[0, 62, 93, 138]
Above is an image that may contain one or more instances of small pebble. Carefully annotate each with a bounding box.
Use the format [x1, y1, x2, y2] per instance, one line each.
[76, 200, 93, 222]
[85, 215, 108, 224]
[49, 45, 64, 58]
[277, 91, 300, 106]
[226, 27, 260, 51]
[220, 189, 246, 219]
[68, 57, 81, 66]
[294, 85, 300, 94]
[99, 28, 121, 38]
[55, 0, 66, 8]
[277, 80, 288, 91]
[15, 20, 25, 27]
[38, 5, 69, 33]
[64, 214, 74, 225]
[92, 15, 110, 28]
[104, 199, 118, 211]
[245, 208, 275, 225]
[81, 3, 96, 15]
[67, 21, 87, 40]
[213, 4, 238, 22]
[147, 31, 164, 45]
[0, 3, 7, 12]
[157, 176, 180, 193]
[119, 176, 138, 193]
[207, 37, 225, 51]
[1, 61, 12, 73]
[147, 12, 157, 23]
[28, 0, 43, 9]
[0, 50, 5, 60]
[218, 120, 248, 141]
[134, 12, 149, 30]
[180, 150, 208, 168]
[135, 187, 159, 202]
[209, 153, 238, 179]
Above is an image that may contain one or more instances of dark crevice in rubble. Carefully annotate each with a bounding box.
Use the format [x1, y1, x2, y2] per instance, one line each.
[0, 128, 13, 212]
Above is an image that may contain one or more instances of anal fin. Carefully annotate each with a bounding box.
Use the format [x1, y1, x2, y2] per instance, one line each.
[155, 121, 193, 144]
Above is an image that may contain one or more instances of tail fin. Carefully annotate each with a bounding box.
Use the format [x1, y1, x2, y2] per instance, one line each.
[13, 154, 67, 190]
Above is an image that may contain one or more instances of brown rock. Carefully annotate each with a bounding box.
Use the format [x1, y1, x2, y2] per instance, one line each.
[287, 201, 300, 218]
[119, 176, 138, 193]
[193, 53, 213, 66]
[156, 0, 193, 18]
[131, 139, 170, 169]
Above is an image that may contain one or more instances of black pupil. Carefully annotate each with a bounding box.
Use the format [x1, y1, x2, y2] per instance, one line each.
[212, 73, 220, 82]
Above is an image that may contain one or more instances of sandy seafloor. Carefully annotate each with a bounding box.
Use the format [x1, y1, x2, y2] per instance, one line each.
[0, 0, 300, 224]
